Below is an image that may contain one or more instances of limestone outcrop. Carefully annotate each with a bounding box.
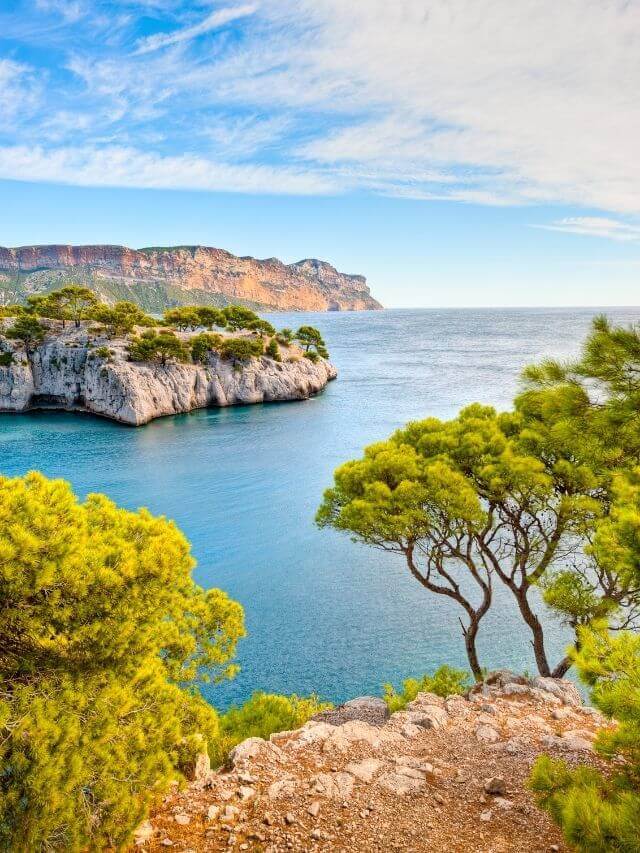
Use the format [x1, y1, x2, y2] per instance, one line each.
[137, 672, 609, 852]
[0, 244, 383, 313]
[0, 326, 336, 426]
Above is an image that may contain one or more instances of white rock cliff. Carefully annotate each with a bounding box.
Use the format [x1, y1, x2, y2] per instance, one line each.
[0, 328, 337, 426]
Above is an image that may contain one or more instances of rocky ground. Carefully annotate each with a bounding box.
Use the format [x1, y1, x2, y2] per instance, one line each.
[133, 673, 609, 852]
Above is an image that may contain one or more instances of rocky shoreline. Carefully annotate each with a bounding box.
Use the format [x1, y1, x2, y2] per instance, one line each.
[0, 326, 337, 426]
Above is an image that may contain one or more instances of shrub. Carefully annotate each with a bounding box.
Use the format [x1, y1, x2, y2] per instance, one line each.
[276, 328, 294, 346]
[94, 346, 112, 360]
[128, 331, 189, 365]
[266, 338, 281, 362]
[191, 333, 223, 364]
[91, 302, 156, 336]
[5, 315, 45, 349]
[220, 337, 264, 362]
[212, 692, 331, 766]
[382, 666, 471, 713]
[0, 472, 244, 851]
[305, 350, 319, 363]
[0, 351, 12, 366]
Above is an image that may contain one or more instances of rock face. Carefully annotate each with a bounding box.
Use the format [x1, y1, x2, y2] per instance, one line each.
[0, 245, 382, 313]
[0, 326, 337, 426]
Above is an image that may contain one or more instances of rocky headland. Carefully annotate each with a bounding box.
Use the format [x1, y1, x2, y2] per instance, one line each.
[135, 673, 608, 852]
[0, 324, 336, 426]
[0, 245, 382, 313]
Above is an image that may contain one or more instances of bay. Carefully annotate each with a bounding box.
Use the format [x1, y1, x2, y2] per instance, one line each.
[2, 306, 639, 708]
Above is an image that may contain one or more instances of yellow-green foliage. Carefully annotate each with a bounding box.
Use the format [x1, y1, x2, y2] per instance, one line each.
[0, 472, 245, 851]
[212, 692, 332, 766]
[530, 469, 640, 852]
[382, 665, 471, 713]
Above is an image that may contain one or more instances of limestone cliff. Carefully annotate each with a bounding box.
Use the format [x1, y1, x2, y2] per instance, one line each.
[0, 245, 382, 313]
[0, 326, 336, 426]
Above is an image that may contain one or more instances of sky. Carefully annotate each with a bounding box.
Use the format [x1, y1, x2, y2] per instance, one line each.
[0, 0, 639, 307]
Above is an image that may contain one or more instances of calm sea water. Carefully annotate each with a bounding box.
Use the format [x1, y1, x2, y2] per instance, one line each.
[2, 307, 640, 708]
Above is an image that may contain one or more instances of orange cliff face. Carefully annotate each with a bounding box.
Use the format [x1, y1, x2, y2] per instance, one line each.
[0, 245, 383, 311]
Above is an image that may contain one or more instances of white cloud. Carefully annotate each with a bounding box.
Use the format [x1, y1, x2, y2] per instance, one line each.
[134, 4, 257, 55]
[35, 0, 85, 21]
[0, 59, 40, 120]
[0, 144, 337, 195]
[5, 0, 640, 215]
[535, 217, 640, 243]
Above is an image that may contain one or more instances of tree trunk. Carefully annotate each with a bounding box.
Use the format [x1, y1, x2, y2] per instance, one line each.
[462, 616, 484, 682]
[517, 590, 551, 676]
[551, 656, 572, 678]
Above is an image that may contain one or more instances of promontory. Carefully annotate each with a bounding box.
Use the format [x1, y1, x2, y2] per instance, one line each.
[0, 297, 337, 426]
[0, 244, 382, 313]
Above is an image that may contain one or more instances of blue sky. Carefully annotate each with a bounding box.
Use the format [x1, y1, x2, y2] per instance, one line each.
[0, 0, 639, 307]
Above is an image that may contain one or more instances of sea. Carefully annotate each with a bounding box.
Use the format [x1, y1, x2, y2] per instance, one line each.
[2, 307, 639, 708]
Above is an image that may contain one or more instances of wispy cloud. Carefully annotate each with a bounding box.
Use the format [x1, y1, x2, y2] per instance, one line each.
[134, 4, 257, 55]
[535, 217, 640, 243]
[35, 0, 85, 22]
[0, 59, 41, 120]
[3, 0, 640, 215]
[0, 143, 337, 195]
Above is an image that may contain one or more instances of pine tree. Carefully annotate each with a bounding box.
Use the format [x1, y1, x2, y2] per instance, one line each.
[530, 468, 640, 852]
[0, 472, 244, 851]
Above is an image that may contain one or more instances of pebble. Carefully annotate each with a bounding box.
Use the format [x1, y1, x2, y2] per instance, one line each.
[285, 812, 297, 825]
[484, 776, 506, 796]
[308, 800, 321, 817]
[479, 810, 493, 822]
[174, 813, 190, 826]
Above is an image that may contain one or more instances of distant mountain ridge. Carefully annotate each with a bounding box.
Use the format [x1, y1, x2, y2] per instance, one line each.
[0, 244, 382, 313]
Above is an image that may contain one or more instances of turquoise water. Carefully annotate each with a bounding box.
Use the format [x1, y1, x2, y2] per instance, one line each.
[2, 307, 640, 708]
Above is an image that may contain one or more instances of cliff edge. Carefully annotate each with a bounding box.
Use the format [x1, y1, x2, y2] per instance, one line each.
[0, 245, 383, 313]
[0, 325, 336, 426]
[136, 673, 608, 852]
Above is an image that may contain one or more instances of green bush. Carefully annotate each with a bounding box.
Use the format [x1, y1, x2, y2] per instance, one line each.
[94, 346, 112, 360]
[0, 472, 244, 851]
[304, 350, 319, 363]
[382, 666, 471, 713]
[0, 351, 12, 366]
[191, 332, 223, 364]
[128, 331, 189, 365]
[220, 337, 264, 362]
[266, 338, 281, 362]
[5, 315, 45, 349]
[212, 692, 331, 766]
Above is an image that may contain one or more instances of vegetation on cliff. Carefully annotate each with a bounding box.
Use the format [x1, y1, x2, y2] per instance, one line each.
[0, 286, 330, 368]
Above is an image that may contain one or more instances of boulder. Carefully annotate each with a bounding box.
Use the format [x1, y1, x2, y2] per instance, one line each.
[313, 696, 389, 727]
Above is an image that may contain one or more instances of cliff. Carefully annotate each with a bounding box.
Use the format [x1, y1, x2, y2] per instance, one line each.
[0, 245, 382, 313]
[0, 326, 336, 426]
[135, 672, 607, 851]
